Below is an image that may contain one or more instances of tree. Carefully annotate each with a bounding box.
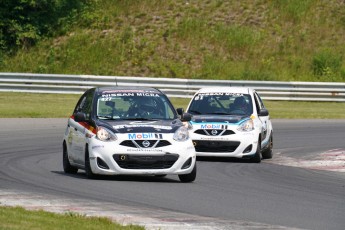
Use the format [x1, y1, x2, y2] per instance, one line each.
[0, 0, 89, 54]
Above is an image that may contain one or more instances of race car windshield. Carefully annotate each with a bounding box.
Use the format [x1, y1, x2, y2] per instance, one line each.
[96, 92, 177, 120]
[188, 93, 253, 116]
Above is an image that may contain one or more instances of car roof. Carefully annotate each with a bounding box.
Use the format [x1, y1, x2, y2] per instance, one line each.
[195, 87, 254, 94]
[95, 86, 162, 94]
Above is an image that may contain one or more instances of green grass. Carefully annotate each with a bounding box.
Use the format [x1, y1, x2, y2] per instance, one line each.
[0, 206, 144, 230]
[264, 101, 345, 119]
[0, 0, 344, 82]
[0, 93, 79, 118]
[0, 92, 344, 119]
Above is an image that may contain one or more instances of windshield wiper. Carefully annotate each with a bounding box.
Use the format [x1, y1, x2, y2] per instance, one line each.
[97, 115, 114, 120]
[188, 110, 201, 115]
[121, 118, 158, 121]
[207, 112, 231, 115]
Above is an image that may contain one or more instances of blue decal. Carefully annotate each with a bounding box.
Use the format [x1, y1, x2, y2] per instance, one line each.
[128, 133, 162, 139]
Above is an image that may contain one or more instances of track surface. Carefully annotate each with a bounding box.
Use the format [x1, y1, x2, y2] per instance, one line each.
[0, 118, 344, 230]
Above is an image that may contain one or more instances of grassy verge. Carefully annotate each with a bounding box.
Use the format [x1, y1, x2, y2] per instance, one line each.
[0, 206, 144, 230]
[0, 92, 344, 119]
[0, 93, 80, 118]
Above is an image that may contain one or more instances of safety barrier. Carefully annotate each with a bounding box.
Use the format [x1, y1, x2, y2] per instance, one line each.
[0, 72, 344, 101]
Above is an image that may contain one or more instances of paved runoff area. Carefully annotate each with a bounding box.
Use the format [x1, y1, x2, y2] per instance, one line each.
[271, 148, 345, 173]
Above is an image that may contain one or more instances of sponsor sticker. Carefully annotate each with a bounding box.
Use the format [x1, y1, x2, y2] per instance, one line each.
[200, 124, 228, 129]
[91, 145, 104, 149]
[128, 133, 163, 140]
[200, 137, 229, 141]
[196, 92, 244, 97]
[126, 149, 163, 152]
[101, 92, 160, 98]
[113, 124, 172, 130]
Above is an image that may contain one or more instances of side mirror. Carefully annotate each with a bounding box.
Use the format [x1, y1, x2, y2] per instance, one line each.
[259, 108, 269, 116]
[176, 108, 184, 116]
[74, 112, 87, 122]
[181, 113, 192, 122]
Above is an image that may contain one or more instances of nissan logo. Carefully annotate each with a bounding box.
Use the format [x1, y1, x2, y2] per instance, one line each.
[142, 140, 151, 148]
[211, 130, 218, 135]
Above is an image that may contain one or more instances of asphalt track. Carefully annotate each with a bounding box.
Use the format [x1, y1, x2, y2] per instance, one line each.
[0, 118, 344, 230]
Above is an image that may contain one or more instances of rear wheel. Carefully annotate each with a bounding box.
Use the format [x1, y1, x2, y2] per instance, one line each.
[262, 133, 273, 159]
[178, 164, 196, 183]
[63, 142, 78, 174]
[85, 148, 97, 179]
[250, 140, 262, 163]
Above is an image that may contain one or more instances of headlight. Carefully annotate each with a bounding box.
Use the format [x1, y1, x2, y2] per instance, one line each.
[96, 126, 117, 142]
[173, 126, 189, 142]
[237, 119, 254, 132]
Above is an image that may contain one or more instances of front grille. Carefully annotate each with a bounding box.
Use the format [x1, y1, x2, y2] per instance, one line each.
[113, 154, 179, 169]
[194, 129, 235, 136]
[120, 140, 137, 148]
[193, 140, 240, 153]
[155, 140, 171, 147]
[120, 140, 171, 148]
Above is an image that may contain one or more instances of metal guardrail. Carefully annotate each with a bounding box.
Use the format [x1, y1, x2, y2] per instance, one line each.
[0, 72, 345, 102]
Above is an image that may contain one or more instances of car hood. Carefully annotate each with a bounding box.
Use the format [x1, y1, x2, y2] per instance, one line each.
[191, 115, 250, 124]
[96, 119, 183, 133]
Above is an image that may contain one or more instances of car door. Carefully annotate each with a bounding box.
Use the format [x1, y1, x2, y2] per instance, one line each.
[68, 89, 94, 165]
[253, 91, 270, 148]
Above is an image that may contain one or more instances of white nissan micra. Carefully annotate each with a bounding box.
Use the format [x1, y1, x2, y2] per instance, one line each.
[63, 86, 196, 182]
[186, 87, 273, 163]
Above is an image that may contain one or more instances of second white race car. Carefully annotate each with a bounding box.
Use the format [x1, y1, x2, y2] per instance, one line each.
[186, 87, 273, 163]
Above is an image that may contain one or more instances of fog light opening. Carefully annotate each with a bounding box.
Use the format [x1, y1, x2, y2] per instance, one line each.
[243, 144, 253, 153]
[181, 157, 192, 169]
[97, 157, 110, 170]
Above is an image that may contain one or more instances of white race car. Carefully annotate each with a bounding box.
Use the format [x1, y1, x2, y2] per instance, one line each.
[186, 87, 273, 163]
[63, 86, 196, 182]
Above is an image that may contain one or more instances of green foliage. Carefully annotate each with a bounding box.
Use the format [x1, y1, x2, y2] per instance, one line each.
[0, 206, 145, 230]
[0, 0, 91, 54]
[312, 49, 343, 81]
[177, 18, 207, 39]
[1, 0, 345, 82]
[213, 24, 262, 51]
[271, 0, 314, 21]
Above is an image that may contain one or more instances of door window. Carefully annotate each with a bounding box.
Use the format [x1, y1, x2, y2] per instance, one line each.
[74, 89, 94, 120]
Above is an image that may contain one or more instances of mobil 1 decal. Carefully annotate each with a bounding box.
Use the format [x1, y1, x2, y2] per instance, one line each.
[200, 124, 228, 129]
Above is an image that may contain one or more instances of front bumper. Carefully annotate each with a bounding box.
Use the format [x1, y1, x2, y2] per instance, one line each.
[88, 137, 196, 175]
[191, 131, 259, 158]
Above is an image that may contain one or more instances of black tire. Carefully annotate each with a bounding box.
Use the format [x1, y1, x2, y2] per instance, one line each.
[250, 140, 262, 163]
[63, 142, 78, 174]
[262, 133, 273, 159]
[178, 164, 196, 183]
[85, 148, 97, 179]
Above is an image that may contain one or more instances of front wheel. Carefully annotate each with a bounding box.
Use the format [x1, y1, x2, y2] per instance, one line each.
[262, 133, 273, 159]
[63, 142, 78, 174]
[85, 148, 97, 179]
[178, 164, 196, 183]
[250, 141, 262, 163]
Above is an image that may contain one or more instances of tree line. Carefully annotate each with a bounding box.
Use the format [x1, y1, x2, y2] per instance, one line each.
[0, 0, 91, 55]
